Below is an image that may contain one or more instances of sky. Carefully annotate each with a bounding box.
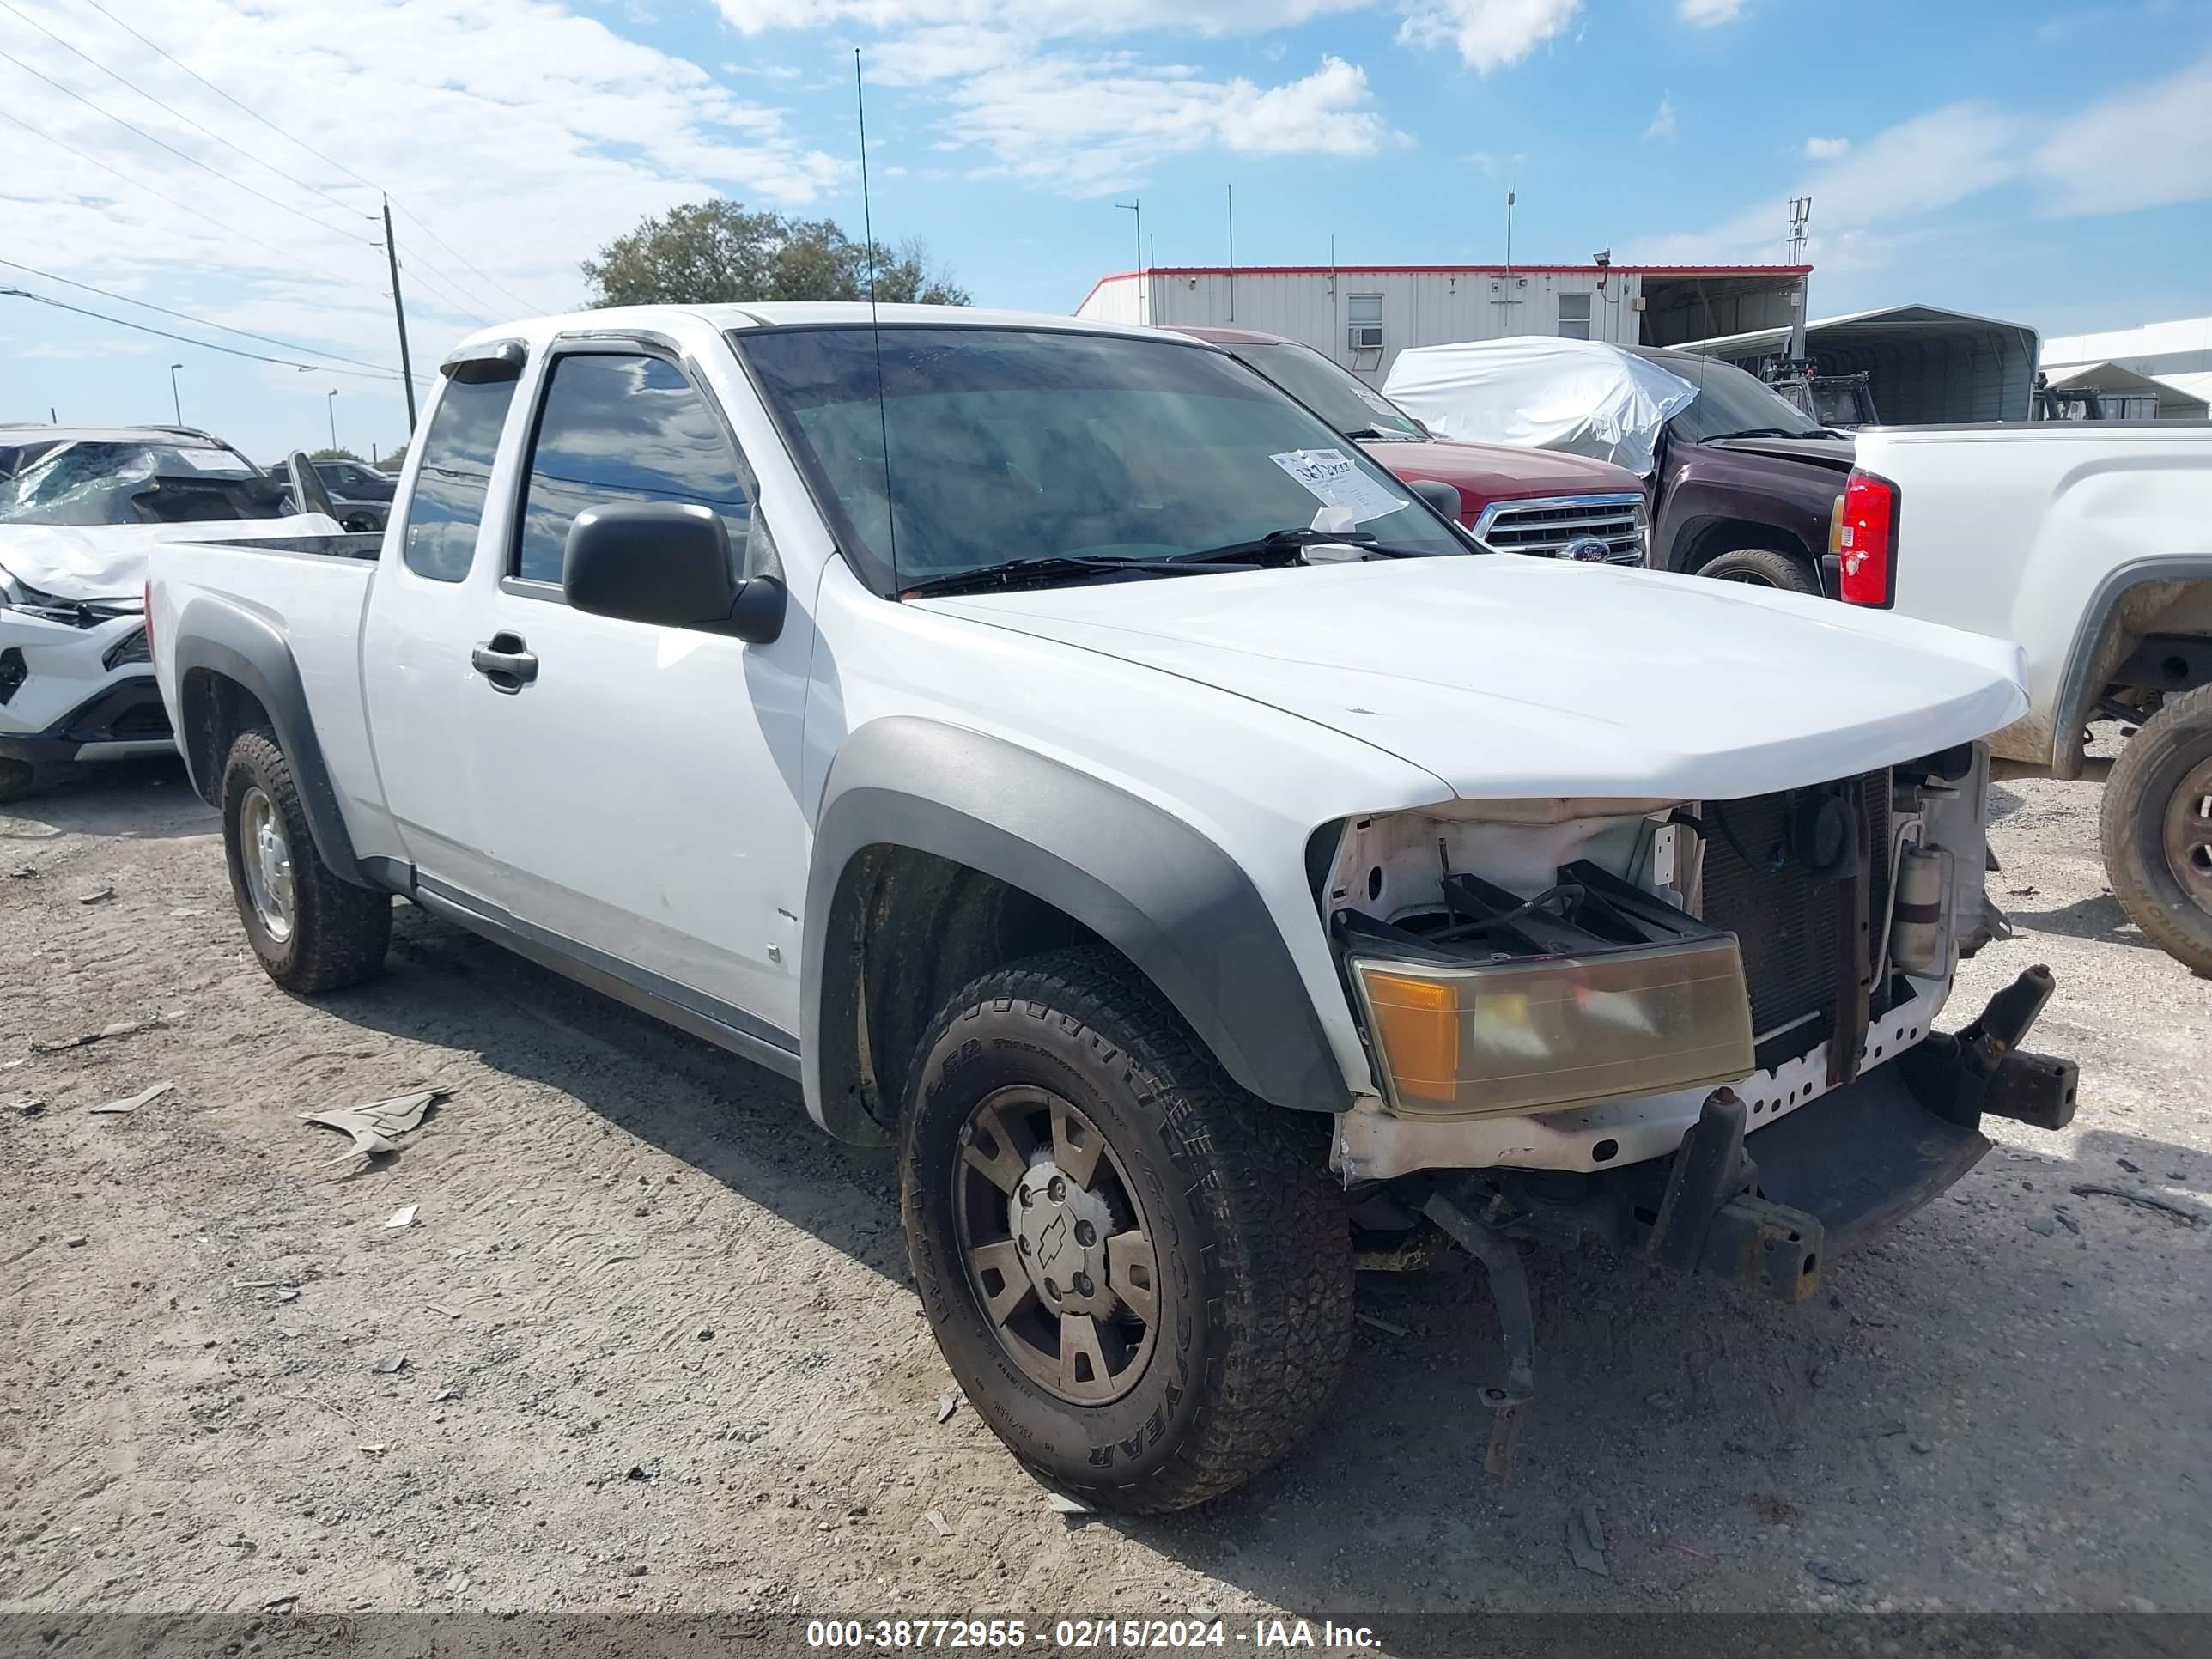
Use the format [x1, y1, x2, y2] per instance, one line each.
[3, 0, 2210, 462]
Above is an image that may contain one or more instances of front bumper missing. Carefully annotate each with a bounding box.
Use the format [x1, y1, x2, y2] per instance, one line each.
[1419, 967, 2077, 1476]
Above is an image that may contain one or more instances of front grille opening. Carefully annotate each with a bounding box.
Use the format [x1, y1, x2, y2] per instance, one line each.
[1478, 495, 1645, 563]
[103, 627, 152, 672]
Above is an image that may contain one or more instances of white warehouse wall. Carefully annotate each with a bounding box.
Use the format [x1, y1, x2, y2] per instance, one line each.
[1078, 269, 1650, 382]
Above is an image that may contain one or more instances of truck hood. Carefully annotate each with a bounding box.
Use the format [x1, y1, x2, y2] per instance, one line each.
[920, 557, 2027, 803]
[0, 514, 343, 602]
[1361, 437, 1644, 517]
[1700, 433, 1856, 472]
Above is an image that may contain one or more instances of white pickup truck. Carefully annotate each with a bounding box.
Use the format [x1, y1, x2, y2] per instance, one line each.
[149, 303, 2076, 1512]
[1838, 423, 2212, 973]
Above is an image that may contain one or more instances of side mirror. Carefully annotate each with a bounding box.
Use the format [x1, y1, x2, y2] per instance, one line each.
[287, 452, 337, 521]
[1408, 477, 1463, 523]
[562, 501, 786, 643]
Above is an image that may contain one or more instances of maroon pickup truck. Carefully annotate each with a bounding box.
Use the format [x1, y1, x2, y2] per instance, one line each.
[1167, 325, 1649, 564]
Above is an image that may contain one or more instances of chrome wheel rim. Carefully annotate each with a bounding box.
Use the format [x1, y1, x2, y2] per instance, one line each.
[952, 1085, 1160, 1406]
[1714, 569, 1776, 586]
[239, 785, 295, 943]
[2163, 755, 2212, 910]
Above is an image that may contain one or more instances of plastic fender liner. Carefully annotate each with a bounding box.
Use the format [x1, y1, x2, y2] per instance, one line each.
[168, 598, 369, 888]
[804, 717, 1348, 1134]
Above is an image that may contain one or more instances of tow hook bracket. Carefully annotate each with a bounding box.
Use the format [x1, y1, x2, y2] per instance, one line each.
[1905, 964, 2080, 1133]
[1642, 1087, 1825, 1301]
[1419, 1183, 1535, 1480]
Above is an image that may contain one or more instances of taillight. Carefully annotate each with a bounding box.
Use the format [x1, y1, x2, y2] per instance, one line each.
[143, 580, 155, 665]
[1832, 470, 1898, 607]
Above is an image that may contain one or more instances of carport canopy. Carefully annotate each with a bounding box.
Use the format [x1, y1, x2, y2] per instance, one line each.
[1675, 303, 2040, 424]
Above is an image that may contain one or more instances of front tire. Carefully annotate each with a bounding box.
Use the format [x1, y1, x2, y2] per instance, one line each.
[1699, 546, 1822, 594]
[2101, 683, 2212, 975]
[0, 757, 37, 804]
[220, 729, 392, 994]
[900, 946, 1352, 1513]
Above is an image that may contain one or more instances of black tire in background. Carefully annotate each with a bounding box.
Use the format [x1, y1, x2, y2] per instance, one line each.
[220, 728, 392, 994]
[900, 946, 1352, 1513]
[1699, 546, 1823, 594]
[0, 757, 35, 804]
[2101, 681, 2212, 976]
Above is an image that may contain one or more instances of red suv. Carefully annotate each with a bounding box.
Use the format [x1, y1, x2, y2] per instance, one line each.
[1166, 325, 1649, 564]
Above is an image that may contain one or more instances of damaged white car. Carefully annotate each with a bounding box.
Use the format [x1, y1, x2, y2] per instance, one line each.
[0, 428, 350, 801]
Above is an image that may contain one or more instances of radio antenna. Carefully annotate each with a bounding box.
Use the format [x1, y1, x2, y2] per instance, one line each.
[854, 47, 899, 589]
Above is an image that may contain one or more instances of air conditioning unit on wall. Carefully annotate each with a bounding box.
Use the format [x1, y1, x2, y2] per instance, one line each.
[1348, 325, 1384, 350]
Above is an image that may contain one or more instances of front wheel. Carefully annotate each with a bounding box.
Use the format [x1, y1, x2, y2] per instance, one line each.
[1699, 546, 1822, 594]
[221, 729, 392, 994]
[2101, 682, 2212, 975]
[900, 947, 1352, 1513]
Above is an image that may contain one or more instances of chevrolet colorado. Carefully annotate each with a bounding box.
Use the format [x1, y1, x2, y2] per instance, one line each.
[151, 304, 2076, 1511]
[1839, 422, 2212, 974]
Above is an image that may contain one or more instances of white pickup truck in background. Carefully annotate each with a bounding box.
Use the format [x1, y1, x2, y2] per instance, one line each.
[149, 302, 2075, 1512]
[1838, 422, 2212, 973]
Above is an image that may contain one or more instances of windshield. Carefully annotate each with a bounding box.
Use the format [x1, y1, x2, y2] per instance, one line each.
[1227, 342, 1426, 441]
[0, 440, 284, 526]
[1651, 353, 1825, 441]
[735, 325, 1467, 593]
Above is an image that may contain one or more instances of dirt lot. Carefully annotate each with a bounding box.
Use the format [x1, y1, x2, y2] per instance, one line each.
[3, 755, 2207, 1621]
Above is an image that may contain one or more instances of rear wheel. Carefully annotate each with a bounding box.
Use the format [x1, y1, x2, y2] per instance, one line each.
[1699, 547, 1821, 594]
[2102, 682, 2212, 975]
[0, 758, 35, 804]
[220, 729, 392, 994]
[900, 946, 1352, 1513]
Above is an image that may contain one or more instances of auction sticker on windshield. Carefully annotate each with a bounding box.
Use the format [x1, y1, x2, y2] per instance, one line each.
[1269, 447, 1407, 525]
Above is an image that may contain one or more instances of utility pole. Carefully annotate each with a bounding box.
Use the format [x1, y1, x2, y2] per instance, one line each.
[1786, 196, 1813, 359]
[327, 389, 338, 451]
[168, 362, 184, 425]
[1225, 183, 1235, 322]
[382, 197, 418, 431]
[1505, 191, 1516, 270]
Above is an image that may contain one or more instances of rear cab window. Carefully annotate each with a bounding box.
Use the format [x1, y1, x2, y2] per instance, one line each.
[510, 350, 752, 590]
[401, 374, 521, 582]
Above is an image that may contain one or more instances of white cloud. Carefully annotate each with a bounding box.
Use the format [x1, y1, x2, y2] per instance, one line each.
[2033, 53, 2212, 216]
[1396, 0, 1583, 73]
[1632, 59, 2212, 287]
[0, 0, 843, 379]
[1645, 95, 1678, 143]
[939, 54, 1397, 195]
[1679, 0, 1747, 24]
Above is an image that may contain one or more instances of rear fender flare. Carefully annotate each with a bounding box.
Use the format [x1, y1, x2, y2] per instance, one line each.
[2051, 556, 2212, 777]
[801, 718, 1347, 1135]
[170, 599, 367, 886]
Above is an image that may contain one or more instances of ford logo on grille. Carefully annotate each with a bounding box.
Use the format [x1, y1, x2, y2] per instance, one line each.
[1559, 537, 1616, 563]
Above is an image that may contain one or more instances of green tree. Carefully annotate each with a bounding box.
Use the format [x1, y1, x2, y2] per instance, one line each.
[309, 446, 362, 462]
[580, 200, 969, 308]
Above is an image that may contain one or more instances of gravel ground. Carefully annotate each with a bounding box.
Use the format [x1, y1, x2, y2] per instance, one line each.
[2, 754, 2206, 1620]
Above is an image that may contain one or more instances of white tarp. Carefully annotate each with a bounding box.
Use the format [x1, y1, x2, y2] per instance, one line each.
[1382, 337, 1701, 476]
[0, 515, 344, 601]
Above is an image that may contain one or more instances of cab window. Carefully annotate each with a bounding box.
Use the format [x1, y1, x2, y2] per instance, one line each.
[512, 352, 751, 588]
[401, 377, 520, 581]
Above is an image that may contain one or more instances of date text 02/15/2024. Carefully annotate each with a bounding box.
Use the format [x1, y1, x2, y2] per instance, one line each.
[802, 1619, 1381, 1650]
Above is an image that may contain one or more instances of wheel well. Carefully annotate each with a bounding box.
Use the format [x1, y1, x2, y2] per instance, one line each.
[177, 669, 271, 807]
[2056, 577, 2212, 776]
[1676, 517, 1814, 574]
[811, 845, 1118, 1145]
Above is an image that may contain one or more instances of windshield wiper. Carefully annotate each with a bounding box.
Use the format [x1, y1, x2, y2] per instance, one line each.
[1706, 427, 1814, 441]
[898, 554, 1212, 599]
[1167, 526, 1392, 565]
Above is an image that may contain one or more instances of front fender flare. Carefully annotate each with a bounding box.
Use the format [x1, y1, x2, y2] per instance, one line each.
[802, 718, 1349, 1127]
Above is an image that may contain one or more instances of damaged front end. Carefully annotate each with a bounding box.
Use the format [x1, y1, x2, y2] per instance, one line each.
[1312, 744, 2078, 1474]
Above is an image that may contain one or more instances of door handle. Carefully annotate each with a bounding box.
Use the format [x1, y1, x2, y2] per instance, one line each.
[471, 632, 538, 693]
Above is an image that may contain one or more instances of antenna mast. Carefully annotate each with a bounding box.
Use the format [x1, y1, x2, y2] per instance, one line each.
[1786, 195, 1813, 359]
[854, 49, 898, 586]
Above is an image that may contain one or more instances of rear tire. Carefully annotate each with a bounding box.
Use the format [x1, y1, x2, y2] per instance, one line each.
[0, 758, 36, 804]
[900, 945, 1352, 1513]
[220, 729, 391, 994]
[1699, 547, 1821, 594]
[2101, 683, 2212, 975]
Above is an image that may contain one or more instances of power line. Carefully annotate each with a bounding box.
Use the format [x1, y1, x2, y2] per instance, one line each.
[0, 255, 424, 382]
[0, 103, 381, 296]
[0, 47, 381, 251]
[72, 0, 550, 317]
[0, 286, 412, 382]
[0, 0, 378, 250]
[392, 203, 551, 315]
